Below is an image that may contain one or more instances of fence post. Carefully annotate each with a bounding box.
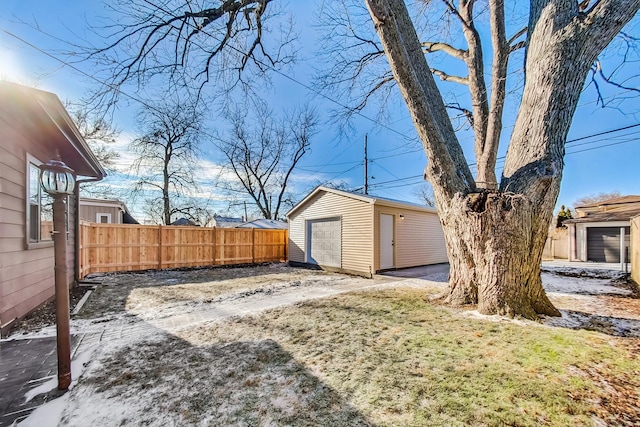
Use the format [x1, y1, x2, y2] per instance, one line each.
[252, 228, 256, 263]
[158, 225, 162, 270]
[219, 228, 224, 264]
[212, 227, 217, 266]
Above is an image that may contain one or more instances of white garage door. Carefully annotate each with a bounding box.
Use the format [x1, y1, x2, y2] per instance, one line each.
[307, 218, 341, 268]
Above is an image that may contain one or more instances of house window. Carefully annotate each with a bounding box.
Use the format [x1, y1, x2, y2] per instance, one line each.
[96, 213, 111, 224]
[27, 161, 54, 243]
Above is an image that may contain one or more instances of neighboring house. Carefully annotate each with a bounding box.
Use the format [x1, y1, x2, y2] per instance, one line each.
[565, 195, 640, 263]
[236, 219, 288, 229]
[0, 82, 105, 335]
[79, 197, 138, 224]
[171, 217, 198, 226]
[212, 216, 244, 228]
[286, 186, 448, 277]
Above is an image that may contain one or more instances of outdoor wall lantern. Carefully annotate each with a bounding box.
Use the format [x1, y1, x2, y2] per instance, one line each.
[399, 214, 405, 220]
[40, 156, 76, 195]
[39, 153, 76, 391]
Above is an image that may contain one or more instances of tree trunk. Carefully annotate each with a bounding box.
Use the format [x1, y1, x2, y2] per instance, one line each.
[438, 191, 560, 319]
[365, 0, 639, 319]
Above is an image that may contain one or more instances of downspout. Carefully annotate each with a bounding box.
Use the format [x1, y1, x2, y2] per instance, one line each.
[74, 177, 101, 283]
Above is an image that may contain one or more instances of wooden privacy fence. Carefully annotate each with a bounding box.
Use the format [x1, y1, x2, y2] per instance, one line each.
[78, 222, 288, 278]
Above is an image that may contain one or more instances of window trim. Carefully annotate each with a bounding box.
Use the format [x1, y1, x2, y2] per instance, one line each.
[96, 213, 112, 224]
[25, 154, 54, 250]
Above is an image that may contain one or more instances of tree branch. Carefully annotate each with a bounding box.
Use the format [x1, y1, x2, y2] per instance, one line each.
[581, 0, 640, 53]
[430, 68, 468, 85]
[507, 26, 527, 45]
[88, 0, 294, 110]
[480, 0, 509, 189]
[364, 0, 475, 197]
[421, 41, 467, 60]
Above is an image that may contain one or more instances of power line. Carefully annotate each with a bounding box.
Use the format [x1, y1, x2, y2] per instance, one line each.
[369, 159, 399, 179]
[321, 162, 363, 185]
[491, 128, 640, 168]
[0, 28, 371, 193]
[566, 137, 638, 155]
[131, 1, 420, 145]
[6, 27, 639, 192]
[468, 123, 640, 167]
[369, 131, 640, 190]
[2, 25, 422, 181]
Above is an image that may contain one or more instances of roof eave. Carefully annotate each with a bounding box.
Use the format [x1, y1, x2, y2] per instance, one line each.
[42, 96, 106, 180]
[286, 185, 438, 217]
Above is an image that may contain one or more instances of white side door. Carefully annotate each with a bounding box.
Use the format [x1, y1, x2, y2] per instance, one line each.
[380, 214, 394, 269]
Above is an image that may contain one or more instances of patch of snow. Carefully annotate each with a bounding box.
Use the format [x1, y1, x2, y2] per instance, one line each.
[23, 348, 96, 403]
[541, 266, 627, 280]
[461, 310, 537, 327]
[18, 393, 70, 427]
[541, 272, 631, 296]
[23, 377, 56, 403]
[541, 310, 640, 338]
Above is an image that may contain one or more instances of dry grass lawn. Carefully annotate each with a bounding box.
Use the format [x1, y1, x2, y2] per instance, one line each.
[79, 288, 640, 426]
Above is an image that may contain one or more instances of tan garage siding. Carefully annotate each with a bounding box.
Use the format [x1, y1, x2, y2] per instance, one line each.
[288, 186, 449, 278]
[288, 191, 374, 275]
[374, 206, 448, 271]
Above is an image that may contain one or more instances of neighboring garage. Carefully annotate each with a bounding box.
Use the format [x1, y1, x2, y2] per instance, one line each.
[286, 186, 448, 277]
[566, 195, 640, 265]
[586, 227, 630, 263]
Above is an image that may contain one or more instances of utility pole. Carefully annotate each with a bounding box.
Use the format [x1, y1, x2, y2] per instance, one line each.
[364, 133, 368, 195]
[243, 201, 248, 222]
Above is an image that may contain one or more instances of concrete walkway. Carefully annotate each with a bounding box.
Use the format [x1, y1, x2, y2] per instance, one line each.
[0, 336, 83, 427]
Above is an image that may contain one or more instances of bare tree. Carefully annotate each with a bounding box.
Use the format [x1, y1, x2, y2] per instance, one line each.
[89, 1, 639, 319]
[67, 102, 120, 170]
[361, 0, 639, 319]
[414, 183, 436, 208]
[130, 100, 203, 225]
[66, 101, 120, 198]
[573, 191, 623, 208]
[88, 0, 297, 109]
[215, 102, 318, 220]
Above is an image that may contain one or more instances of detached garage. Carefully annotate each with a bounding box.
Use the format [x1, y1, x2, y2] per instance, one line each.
[566, 195, 640, 265]
[286, 186, 448, 277]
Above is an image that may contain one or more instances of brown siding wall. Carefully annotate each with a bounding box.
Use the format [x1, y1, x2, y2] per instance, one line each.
[632, 216, 640, 286]
[288, 191, 374, 276]
[373, 206, 448, 271]
[0, 111, 77, 332]
[79, 204, 122, 224]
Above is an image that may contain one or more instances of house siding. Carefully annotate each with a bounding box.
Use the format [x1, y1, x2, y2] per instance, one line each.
[0, 106, 77, 331]
[79, 204, 122, 224]
[373, 205, 448, 271]
[288, 191, 374, 275]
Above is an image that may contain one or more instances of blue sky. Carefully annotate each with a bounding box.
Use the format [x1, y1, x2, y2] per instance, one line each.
[1, 1, 639, 220]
